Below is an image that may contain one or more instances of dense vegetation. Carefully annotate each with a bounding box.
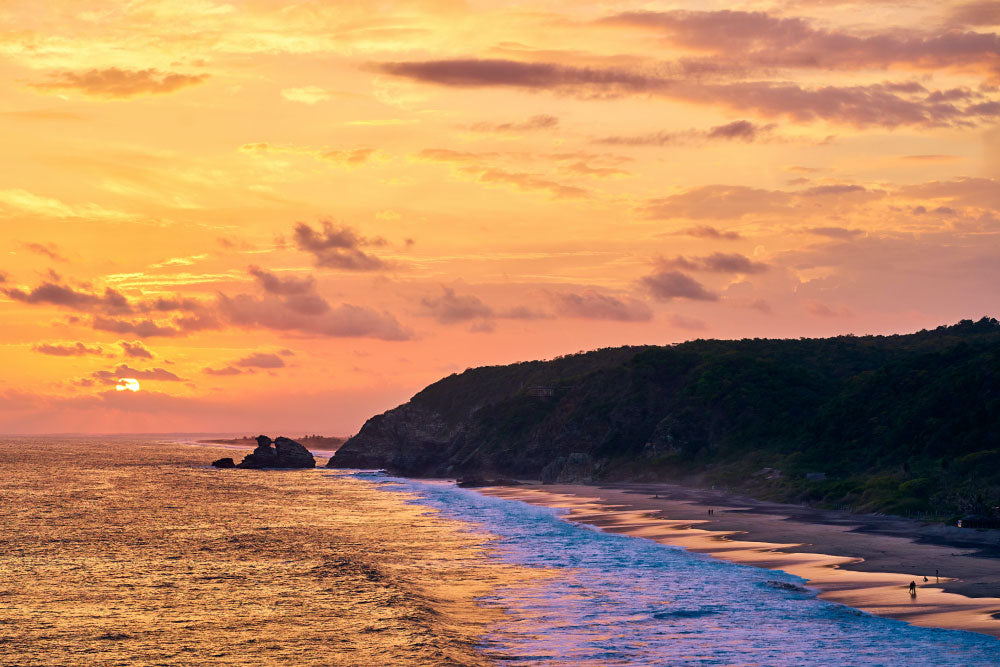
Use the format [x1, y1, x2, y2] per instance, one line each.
[334, 318, 1000, 520]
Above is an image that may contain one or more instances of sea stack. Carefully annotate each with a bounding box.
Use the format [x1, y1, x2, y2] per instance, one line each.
[233, 435, 316, 469]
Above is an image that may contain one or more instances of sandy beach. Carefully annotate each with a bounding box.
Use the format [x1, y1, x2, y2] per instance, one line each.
[478, 482, 1000, 639]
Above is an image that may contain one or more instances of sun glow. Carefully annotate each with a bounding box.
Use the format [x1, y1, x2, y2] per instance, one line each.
[115, 378, 141, 392]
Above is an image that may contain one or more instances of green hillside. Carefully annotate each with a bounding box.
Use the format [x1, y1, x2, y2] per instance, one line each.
[331, 318, 1000, 520]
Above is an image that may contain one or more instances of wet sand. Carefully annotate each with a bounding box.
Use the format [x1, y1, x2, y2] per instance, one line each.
[478, 482, 1000, 639]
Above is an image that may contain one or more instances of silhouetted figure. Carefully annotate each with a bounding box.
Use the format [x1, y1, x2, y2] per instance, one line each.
[909, 581, 917, 596]
[936, 569, 939, 583]
[923, 575, 928, 582]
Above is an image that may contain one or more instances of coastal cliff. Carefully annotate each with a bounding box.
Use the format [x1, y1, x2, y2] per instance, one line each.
[329, 319, 1000, 517]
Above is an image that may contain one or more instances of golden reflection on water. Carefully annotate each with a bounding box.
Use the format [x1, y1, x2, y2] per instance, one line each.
[0, 438, 541, 667]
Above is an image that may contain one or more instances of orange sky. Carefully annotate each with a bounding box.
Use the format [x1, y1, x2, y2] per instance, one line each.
[1, 0, 998, 434]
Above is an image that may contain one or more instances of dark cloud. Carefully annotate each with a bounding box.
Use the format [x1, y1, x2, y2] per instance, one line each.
[91, 364, 183, 384]
[469, 114, 559, 132]
[602, 10, 1000, 77]
[375, 59, 660, 94]
[4, 282, 132, 315]
[640, 268, 718, 301]
[248, 265, 316, 295]
[679, 225, 743, 240]
[93, 317, 181, 338]
[33, 342, 104, 357]
[599, 120, 774, 146]
[204, 351, 287, 376]
[204, 366, 243, 376]
[235, 352, 286, 369]
[808, 227, 864, 239]
[800, 184, 868, 196]
[292, 221, 387, 271]
[662, 252, 770, 274]
[33, 68, 208, 99]
[23, 242, 66, 262]
[120, 340, 153, 359]
[420, 287, 494, 323]
[550, 290, 652, 321]
[9, 269, 407, 341]
[376, 58, 998, 127]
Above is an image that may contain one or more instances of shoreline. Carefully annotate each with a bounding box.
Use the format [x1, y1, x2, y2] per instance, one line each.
[476, 481, 1000, 639]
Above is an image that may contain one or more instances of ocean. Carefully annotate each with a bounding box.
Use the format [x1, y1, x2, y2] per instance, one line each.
[2, 436, 999, 666]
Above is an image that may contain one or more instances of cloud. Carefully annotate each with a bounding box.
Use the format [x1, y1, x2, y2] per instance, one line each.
[808, 227, 864, 239]
[420, 287, 493, 323]
[33, 342, 104, 357]
[93, 316, 182, 338]
[120, 340, 153, 359]
[235, 352, 286, 369]
[898, 177, 1000, 210]
[643, 182, 877, 219]
[91, 364, 183, 384]
[602, 10, 1000, 78]
[640, 268, 718, 301]
[471, 167, 588, 198]
[598, 120, 774, 146]
[418, 149, 589, 197]
[376, 58, 1000, 127]
[248, 265, 316, 295]
[23, 242, 66, 262]
[661, 252, 770, 274]
[4, 282, 132, 315]
[375, 59, 660, 94]
[281, 86, 332, 104]
[468, 114, 559, 132]
[292, 221, 388, 271]
[678, 225, 743, 240]
[240, 142, 375, 167]
[218, 293, 410, 340]
[550, 290, 652, 321]
[947, 2, 1000, 27]
[666, 313, 708, 330]
[804, 300, 853, 318]
[644, 185, 792, 219]
[204, 351, 287, 376]
[204, 366, 243, 376]
[33, 68, 208, 99]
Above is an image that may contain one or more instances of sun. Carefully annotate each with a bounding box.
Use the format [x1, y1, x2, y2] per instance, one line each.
[115, 378, 141, 392]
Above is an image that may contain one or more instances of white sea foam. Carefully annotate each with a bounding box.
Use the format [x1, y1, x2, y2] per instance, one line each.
[358, 472, 1000, 667]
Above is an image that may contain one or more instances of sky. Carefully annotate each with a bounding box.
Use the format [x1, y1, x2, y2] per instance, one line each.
[1, 0, 998, 434]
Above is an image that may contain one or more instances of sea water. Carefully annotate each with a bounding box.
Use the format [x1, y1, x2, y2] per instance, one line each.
[357, 472, 1000, 667]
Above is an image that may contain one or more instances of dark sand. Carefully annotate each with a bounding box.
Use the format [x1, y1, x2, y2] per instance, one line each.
[479, 482, 1000, 638]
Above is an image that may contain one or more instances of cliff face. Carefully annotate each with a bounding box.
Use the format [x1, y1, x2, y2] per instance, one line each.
[329, 319, 1000, 517]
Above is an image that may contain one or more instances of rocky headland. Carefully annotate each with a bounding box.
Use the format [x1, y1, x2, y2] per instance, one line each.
[213, 435, 315, 469]
[327, 318, 1000, 519]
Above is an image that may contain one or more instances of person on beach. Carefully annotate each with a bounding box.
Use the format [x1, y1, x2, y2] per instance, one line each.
[909, 581, 917, 596]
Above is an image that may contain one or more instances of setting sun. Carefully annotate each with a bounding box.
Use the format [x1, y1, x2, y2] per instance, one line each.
[115, 378, 140, 393]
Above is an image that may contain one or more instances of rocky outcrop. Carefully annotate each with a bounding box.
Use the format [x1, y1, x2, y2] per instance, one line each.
[328, 404, 461, 474]
[540, 453, 596, 484]
[211, 457, 236, 468]
[233, 435, 316, 469]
